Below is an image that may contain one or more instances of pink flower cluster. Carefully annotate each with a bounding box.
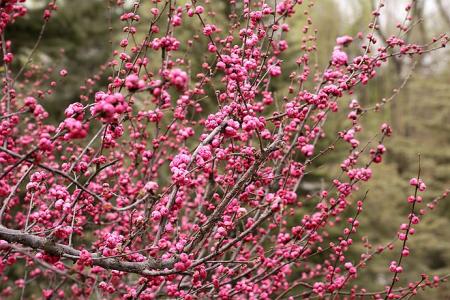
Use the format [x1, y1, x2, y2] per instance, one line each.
[409, 177, 426, 191]
[347, 167, 373, 181]
[24, 96, 48, 120]
[170, 153, 192, 186]
[167, 68, 188, 90]
[124, 74, 145, 91]
[0, 1, 447, 299]
[91, 92, 129, 123]
[242, 115, 265, 132]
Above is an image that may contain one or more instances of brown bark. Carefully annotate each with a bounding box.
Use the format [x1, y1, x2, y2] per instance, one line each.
[0, 226, 176, 276]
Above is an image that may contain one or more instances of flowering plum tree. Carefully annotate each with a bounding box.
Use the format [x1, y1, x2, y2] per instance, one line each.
[0, 0, 448, 299]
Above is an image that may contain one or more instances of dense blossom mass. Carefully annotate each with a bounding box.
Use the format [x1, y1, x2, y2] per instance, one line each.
[0, 0, 448, 299]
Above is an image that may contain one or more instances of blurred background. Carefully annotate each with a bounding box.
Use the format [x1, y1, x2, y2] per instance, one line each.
[7, 0, 450, 298]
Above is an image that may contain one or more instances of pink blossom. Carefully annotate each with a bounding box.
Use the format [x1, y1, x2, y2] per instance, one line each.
[202, 24, 217, 36]
[125, 74, 145, 91]
[0, 2, 445, 299]
[59, 69, 68, 77]
[332, 46, 348, 65]
[336, 35, 353, 46]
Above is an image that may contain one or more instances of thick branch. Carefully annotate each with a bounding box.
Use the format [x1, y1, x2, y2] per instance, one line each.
[185, 137, 282, 253]
[0, 226, 176, 276]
